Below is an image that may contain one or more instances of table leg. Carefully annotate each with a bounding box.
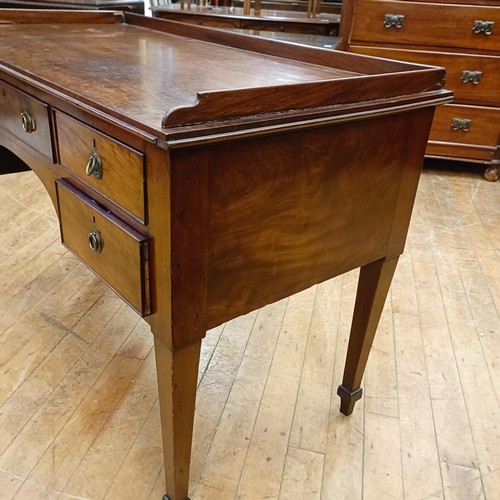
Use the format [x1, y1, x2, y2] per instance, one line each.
[337, 256, 399, 416]
[154, 337, 201, 500]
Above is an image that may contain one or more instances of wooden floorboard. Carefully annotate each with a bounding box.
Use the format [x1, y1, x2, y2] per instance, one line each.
[0, 162, 498, 499]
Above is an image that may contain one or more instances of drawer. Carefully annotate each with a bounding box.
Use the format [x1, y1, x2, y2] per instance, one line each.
[56, 179, 151, 316]
[428, 103, 500, 149]
[0, 80, 54, 160]
[350, 0, 500, 52]
[55, 111, 146, 222]
[241, 19, 336, 35]
[350, 45, 500, 106]
[161, 13, 240, 28]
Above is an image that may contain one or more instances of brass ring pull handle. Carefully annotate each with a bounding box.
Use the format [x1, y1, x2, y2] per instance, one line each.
[384, 14, 404, 29]
[472, 20, 494, 35]
[461, 70, 482, 84]
[88, 230, 102, 253]
[21, 111, 36, 133]
[85, 152, 103, 179]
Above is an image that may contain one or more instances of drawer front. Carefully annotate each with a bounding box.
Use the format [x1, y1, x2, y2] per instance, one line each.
[428, 103, 500, 150]
[55, 111, 146, 222]
[351, 0, 500, 52]
[56, 179, 151, 316]
[241, 19, 335, 35]
[0, 80, 53, 160]
[350, 45, 500, 106]
[160, 13, 240, 28]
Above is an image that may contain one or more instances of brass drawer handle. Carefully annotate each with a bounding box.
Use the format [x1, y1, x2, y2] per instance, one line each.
[85, 152, 103, 179]
[384, 14, 404, 29]
[472, 20, 494, 35]
[461, 70, 482, 84]
[88, 230, 103, 253]
[451, 118, 471, 132]
[21, 111, 36, 133]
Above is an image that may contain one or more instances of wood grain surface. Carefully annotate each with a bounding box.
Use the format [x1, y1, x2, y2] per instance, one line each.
[0, 162, 498, 499]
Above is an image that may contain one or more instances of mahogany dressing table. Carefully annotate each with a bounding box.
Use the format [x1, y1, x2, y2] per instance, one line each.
[0, 10, 451, 499]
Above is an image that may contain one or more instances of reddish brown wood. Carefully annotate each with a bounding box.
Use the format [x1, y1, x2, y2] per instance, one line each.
[154, 338, 201, 500]
[0, 8, 121, 23]
[338, 257, 399, 415]
[231, 0, 342, 13]
[350, 45, 500, 107]
[351, 0, 500, 52]
[204, 112, 425, 328]
[340, 0, 500, 176]
[151, 4, 340, 36]
[56, 110, 146, 222]
[0, 0, 144, 12]
[56, 178, 151, 316]
[429, 103, 500, 147]
[0, 80, 54, 160]
[170, 148, 210, 350]
[0, 10, 452, 499]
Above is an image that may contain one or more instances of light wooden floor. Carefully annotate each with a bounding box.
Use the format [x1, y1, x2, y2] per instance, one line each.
[0, 163, 499, 500]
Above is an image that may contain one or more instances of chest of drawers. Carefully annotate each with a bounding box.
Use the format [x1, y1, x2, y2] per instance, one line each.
[339, 0, 500, 181]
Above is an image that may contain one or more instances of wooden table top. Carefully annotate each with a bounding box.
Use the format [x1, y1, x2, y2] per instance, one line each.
[0, 10, 449, 141]
[0, 12, 351, 133]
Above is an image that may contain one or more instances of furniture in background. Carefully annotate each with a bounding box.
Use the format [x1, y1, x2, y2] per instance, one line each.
[217, 27, 340, 47]
[0, 0, 145, 13]
[0, 9, 450, 499]
[231, 0, 342, 14]
[151, 1, 340, 36]
[338, 0, 500, 181]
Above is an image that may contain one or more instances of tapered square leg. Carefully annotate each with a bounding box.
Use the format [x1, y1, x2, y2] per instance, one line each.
[154, 338, 201, 500]
[338, 257, 399, 415]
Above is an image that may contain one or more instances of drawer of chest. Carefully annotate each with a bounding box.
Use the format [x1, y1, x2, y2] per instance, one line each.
[55, 111, 146, 223]
[0, 80, 54, 161]
[351, 0, 499, 52]
[350, 46, 500, 106]
[56, 179, 151, 317]
[429, 103, 500, 148]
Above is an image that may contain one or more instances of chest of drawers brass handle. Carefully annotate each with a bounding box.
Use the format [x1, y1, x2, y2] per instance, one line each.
[384, 14, 404, 29]
[461, 70, 483, 84]
[88, 230, 103, 253]
[451, 118, 472, 132]
[21, 111, 35, 133]
[472, 20, 494, 35]
[85, 151, 103, 179]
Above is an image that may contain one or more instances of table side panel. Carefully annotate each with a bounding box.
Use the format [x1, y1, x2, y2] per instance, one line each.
[204, 111, 424, 328]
